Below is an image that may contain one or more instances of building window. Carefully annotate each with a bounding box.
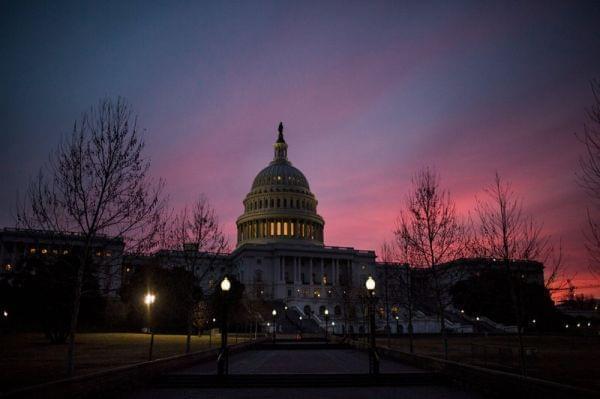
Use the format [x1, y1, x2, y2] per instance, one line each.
[283, 222, 288, 236]
[277, 222, 281, 235]
[270, 222, 275, 236]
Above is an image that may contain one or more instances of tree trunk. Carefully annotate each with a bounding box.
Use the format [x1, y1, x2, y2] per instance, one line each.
[66, 258, 86, 377]
[505, 260, 526, 376]
[406, 267, 414, 353]
[185, 303, 194, 354]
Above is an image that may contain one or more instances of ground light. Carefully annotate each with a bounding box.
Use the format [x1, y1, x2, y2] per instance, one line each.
[324, 308, 330, 341]
[144, 292, 156, 361]
[218, 277, 231, 375]
[365, 276, 379, 375]
[272, 309, 277, 343]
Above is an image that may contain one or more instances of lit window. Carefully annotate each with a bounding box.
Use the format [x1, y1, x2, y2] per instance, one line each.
[106, 251, 112, 257]
[283, 222, 288, 236]
[291, 223, 295, 236]
[277, 222, 281, 235]
[5, 264, 12, 271]
[270, 222, 275, 236]
[41, 249, 47, 254]
[63, 250, 69, 255]
[30, 248, 36, 254]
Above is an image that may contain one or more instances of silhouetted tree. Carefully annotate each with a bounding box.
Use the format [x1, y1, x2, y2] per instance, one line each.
[395, 167, 466, 358]
[17, 98, 166, 376]
[381, 239, 415, 352]
[472, 172, 553, 376]
[451, 270, 560, 331]
[577, 79, 600, 276]
[160, 195, 228, 352]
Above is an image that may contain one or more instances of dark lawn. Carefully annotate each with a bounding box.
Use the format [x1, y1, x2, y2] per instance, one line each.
[376, 334, 600, 391]
[0, 332, 254, 393]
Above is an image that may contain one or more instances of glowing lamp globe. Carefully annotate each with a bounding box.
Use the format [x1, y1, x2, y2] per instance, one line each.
[220, 277, 231, 292]
[365, 276, 376, 291]
[144, 293, 156, 305]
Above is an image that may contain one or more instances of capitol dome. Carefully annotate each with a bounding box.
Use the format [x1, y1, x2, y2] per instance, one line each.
[236, 123, 324, 246]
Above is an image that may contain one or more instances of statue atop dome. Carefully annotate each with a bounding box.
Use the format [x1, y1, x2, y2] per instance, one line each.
[273, 121, 288, 162]
[277, 122, 285, 143]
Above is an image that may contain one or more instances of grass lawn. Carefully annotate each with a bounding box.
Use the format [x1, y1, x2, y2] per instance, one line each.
[0, 332, 251, 393]
[378, 334, 600, 391]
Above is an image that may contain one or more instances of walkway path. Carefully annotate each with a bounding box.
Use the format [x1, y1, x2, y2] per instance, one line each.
[121, 343, 484, 398]
[172, 348, 420, 374]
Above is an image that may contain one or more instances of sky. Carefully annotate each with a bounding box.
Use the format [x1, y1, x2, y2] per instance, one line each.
[1, 1, 600, 297]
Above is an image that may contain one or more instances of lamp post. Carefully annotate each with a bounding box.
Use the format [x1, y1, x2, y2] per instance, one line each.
[365, 276, 379, 375]
[218, 277, 231, 375]
[324, 309, 329, 341]
[272, 309, 277, 344]
[144, 292, 156, 361]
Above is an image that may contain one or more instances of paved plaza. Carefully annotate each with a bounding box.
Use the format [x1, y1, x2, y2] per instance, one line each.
[125, 386, 484, 399]
[122, 347, 484, 398]
[171, 348, 420, 374]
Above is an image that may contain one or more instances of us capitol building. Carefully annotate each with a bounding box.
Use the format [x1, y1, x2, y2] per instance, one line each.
[1, 123, 545, 335]
[229, 124, 378, 326]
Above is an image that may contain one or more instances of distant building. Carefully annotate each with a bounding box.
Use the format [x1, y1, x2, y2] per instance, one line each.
[0, 227, 124, 296]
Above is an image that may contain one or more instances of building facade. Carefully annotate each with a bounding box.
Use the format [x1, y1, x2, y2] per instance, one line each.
[230, 124, 378, 332]
[0, 228, 124, 296]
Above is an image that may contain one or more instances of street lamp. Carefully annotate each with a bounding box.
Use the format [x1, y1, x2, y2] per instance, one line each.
[144, 292, 156, 361]
[218, 277, 231, 375]
[395, 315, 400, 336]
[365, 276, 379, 375]
[272, 309, 277, 344]
[324, 308, 330, 341]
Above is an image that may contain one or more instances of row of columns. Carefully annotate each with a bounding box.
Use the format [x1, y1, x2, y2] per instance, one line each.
[238, 219, 323, 242]
[278, 256, 352, 286]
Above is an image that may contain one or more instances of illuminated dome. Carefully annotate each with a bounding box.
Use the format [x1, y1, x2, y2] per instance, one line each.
[236, 123, 324, 246]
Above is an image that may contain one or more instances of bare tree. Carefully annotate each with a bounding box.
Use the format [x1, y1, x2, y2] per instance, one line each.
[577, 79, 600, 276]
[17, 98, 166, 376]
[384, 234, 416, 353]
[395, 167, 466, 358]
[161, 195, 228, 353]
[472, 172, 552, 376]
